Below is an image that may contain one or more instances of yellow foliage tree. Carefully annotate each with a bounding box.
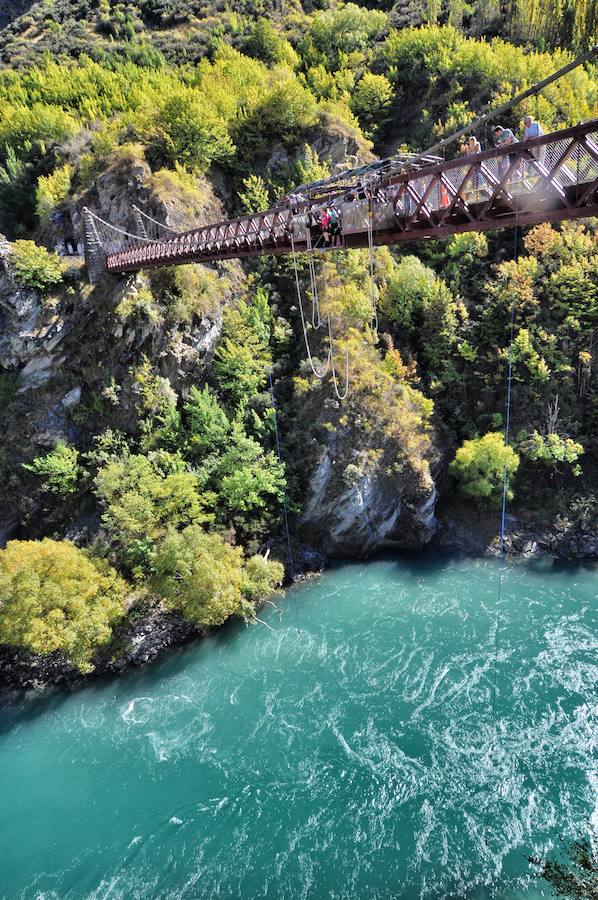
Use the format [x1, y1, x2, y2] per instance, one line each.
[0, 539, 128, 672]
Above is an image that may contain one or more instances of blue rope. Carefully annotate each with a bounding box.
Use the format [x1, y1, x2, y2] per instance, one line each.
[268, 372, 300, 633]
[485, 215, 518, 845]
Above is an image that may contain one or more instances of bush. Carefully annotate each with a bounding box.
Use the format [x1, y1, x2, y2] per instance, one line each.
[213, 291, 272, 409]
[350, 72, 392, 138]
[238, 174, 270, 214]
[246, 19, 299, 68]
[0, 539, 127, 672]
[35, 163, 73, 223]
[0, 103, 78, 163]
[144, 88, 234, 172]
[22, 442, 80, 495]
[450, 432, 520, 503]
[95, 451, 213, 574]
[518, 430, 583, 476]
[9, 240, 64, 291]
[152, 525, 282, 628]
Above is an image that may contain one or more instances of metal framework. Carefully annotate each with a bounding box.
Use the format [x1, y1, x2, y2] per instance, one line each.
[83, 121, 598, 280]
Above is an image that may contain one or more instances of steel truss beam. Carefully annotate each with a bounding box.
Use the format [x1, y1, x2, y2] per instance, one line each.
[93, 122, 598, 278]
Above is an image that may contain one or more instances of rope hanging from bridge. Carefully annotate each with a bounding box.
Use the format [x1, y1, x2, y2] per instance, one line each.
[289, 231, 350, 400]
[366, 192, 379, 334]
[484, 207, 519, 848]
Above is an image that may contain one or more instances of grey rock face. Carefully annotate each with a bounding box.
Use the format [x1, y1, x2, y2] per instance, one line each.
[0, 245, 68, 385]
[301, 440, 437, 558]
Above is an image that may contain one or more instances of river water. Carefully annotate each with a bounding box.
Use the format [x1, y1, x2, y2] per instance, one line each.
[0, 552, 596, 899]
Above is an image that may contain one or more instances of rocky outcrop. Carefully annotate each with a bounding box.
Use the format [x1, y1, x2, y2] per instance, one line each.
[435, 502, 598, 559]
[301, 432, 437, 558]
[0, 242, 69, 386]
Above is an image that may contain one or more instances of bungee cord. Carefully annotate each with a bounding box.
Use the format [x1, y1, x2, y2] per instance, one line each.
[290, 230, 332, 380]
[327, 308, 350, 401]
[305, 225, 323, 330]
[268, 372, 300, 634]
[484, 207, 519, 846]
[290, 229, 351, 401]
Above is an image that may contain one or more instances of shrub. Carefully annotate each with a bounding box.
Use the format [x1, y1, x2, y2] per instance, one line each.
[0, 539, 127, 672]
[518, 430, 583, 476]
[152, 525, 282, 628]
[0, 103, 78, 163]
[213, 291, 272, 409]
[350, 72, 392, 138]
[35, 163, 73, 223]
[9, 240, 64, 291]
[238, 174, 270, 214]
[246, 19, 299, 68]
[22, 442, 80, 495]
[95, 451, 213, 573]
[144, 88, 234, 172]
[450, 432, 520, 503]
[0, 373, 17, 408]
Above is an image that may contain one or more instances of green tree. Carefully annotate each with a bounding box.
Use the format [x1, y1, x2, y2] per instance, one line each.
[0, 147, 34, 237]
[213, 291, 272, 409]
[350, 72, 392, 138]
[301, 3, 388, 70]
[9, 240, 64, 291]
[95, 451, 213, 574]
[216, 420, 285, 522]
[238, 174, 270, 214]
[152, 525, 282, 628]
[246, 19, 299, 68]
[450, 432, 520, 503]
[518, 430, 583, 476]
[144, 88, 234, 172]
[35, 163, 73, 223]
[0, 539, 127, 672]
[183, 385, 231, 461]
[382, 255, 460, 380]
[23, 442, 80, 495]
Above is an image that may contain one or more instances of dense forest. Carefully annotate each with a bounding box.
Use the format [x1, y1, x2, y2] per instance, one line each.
[0, 0, 596, 686]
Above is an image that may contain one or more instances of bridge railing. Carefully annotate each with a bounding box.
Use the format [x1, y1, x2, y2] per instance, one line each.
[89, 121, 597, 276]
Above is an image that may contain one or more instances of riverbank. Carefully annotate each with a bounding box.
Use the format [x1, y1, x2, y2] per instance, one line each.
[1, 506, 597, 698]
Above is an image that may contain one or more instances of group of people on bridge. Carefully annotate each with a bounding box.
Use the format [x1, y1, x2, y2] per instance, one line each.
[460, 115, 545, 171]
[291, 114, 548, 251]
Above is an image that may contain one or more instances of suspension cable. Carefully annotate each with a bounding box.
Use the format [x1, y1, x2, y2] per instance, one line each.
[85, 209, 158, 244]
[132, 205, 177, 235]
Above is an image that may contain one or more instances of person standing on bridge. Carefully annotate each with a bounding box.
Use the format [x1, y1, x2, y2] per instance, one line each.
[522, 115, 546, 168]
[494, 125, 518, 180]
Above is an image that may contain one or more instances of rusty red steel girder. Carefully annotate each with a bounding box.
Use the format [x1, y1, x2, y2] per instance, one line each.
[97, 122, 598, 276]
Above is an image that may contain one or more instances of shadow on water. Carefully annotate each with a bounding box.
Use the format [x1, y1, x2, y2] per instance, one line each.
[0, 609, 275, 734]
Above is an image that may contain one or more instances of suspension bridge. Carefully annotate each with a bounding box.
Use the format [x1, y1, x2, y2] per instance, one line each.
[83, 120, 598, 281]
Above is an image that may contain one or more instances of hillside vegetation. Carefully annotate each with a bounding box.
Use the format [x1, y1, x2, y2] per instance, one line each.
[0, 1, 596, 675]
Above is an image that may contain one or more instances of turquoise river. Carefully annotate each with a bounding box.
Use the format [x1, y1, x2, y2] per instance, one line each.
[0, 552, 596, 899]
